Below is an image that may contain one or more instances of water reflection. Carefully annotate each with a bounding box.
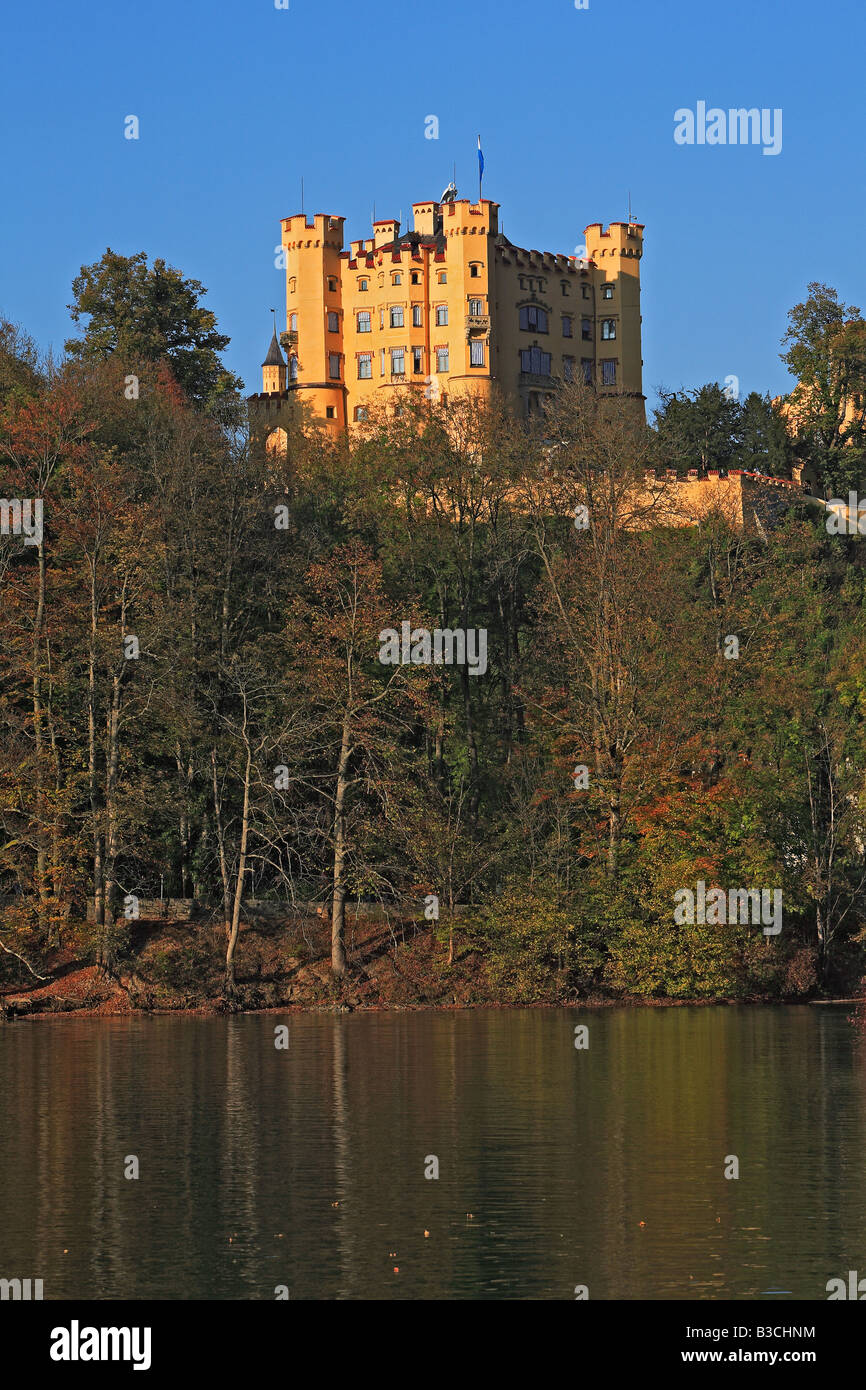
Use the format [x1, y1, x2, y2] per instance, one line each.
[0, 1006, 863, 1299]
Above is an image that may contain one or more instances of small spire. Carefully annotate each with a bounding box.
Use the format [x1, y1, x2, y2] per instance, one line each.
[262, 327, 285, 368]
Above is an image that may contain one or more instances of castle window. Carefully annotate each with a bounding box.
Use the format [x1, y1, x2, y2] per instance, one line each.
[327, 277, 337, 292]
[358, 353, 372, 379]
[412, 304, 423, 327]
[289, 277, 296, 294]
[561, 281, 570, 296]
[469, 263, 482, 278]
[581, 358, 593, 384]
[380, 348, 386, 376]
[563, 356, 575, 382]
[290, 312, 298, 331]
[328, 353, 341, 379]
[326, 406, 336, 418]
[581, 318, 592, 340]
[602, 283, 614, 299]
[411, 271, 420, 285]
[601, 359, 617, 385]
[435, 305, 448, 327]
[437, 271, 447, 284]
[469, 298, 483, 316]
[470, 340, 485, 367]
[354, 406, 368, 421]
[413, 346, 424, 374]
[601, 319, 616, 340]
[327, 311, 339, 333]
[289, 356, 298, 381]
[357, 310, 371, 333]
[393, 273, 402, 285]
[581, 284, 590, 300]
[436, 347, 449, 372]
[391, 348, 405, 376]
[562, 314, 573, 338]
[520, 347, 551, 376]
[358, 278, 369, 291]
[519, 305, 548, 333]
[390, 305, 404, 328]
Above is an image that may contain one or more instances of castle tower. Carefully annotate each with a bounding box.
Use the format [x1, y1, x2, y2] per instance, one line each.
[279, 212, 347, 431]
[583, 221, 644, 401]
[262, 329, 287, 394]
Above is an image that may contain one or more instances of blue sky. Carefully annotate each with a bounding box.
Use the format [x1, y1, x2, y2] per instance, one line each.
[1, 0, 863, 415]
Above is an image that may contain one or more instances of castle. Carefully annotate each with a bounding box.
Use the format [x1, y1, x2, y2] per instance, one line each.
[248, 193, 644, 454]
[246, 192, 814, 535]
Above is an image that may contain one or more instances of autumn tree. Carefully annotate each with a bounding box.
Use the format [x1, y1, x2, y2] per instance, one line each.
[284, 541, 429, 979]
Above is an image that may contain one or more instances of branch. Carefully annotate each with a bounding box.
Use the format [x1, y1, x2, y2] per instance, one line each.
[0, 935, 51, 981]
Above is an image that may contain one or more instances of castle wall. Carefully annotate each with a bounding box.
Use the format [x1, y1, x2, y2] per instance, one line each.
[635, 469, 804, 530]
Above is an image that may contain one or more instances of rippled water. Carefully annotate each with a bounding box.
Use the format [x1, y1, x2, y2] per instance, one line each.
[1, 1005, 864, 1299]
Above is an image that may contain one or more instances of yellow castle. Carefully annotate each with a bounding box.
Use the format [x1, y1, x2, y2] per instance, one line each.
[249, 193, 645, 451]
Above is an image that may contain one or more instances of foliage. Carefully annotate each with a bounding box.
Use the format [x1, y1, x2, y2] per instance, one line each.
[65, 249, 243, 408]
[2, 279, 866, 1006]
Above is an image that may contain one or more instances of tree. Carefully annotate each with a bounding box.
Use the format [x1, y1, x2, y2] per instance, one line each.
[0, 318, 42, 405]
[284, 541, 429, 980]
[521, 381, 699, 881]
[65, 249, 243, 408]
[738, 391, 791, 475]
[654, 383, 742, 473]
[780, 282, 866, 495]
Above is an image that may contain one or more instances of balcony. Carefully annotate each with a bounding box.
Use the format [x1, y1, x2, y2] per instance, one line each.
[279, 331, 298, 350]
[519, 371, 554, 388]
[465, 313, 490, 341]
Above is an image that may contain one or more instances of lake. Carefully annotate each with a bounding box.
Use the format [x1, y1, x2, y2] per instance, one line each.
[1, 1005, 863, 1300]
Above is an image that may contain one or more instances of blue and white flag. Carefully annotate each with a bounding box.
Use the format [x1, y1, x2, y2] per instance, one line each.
[477, 135, 485, 181]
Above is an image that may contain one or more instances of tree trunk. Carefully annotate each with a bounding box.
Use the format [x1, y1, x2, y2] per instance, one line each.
[211, 746, 232, 937]
[224, 708, 251, 996]
[32, 534, 49, 922]
[331, 715, 352, 980]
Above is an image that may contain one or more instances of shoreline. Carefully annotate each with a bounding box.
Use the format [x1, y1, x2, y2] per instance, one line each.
[2, 914, 860, 1024]
[3, 987, 860, 1024]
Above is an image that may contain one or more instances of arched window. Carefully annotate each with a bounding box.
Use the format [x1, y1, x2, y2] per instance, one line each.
[266, 427, 288, 458]
[289, 356, 298, 381]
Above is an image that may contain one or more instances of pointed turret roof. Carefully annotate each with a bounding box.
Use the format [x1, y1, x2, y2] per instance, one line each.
[262, 330, 286, 368]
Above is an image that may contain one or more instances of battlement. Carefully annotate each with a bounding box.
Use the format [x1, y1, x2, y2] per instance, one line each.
[637, 467, 805, 531]
[585, 221, 644, 262]
[280, 213, 345, 251]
